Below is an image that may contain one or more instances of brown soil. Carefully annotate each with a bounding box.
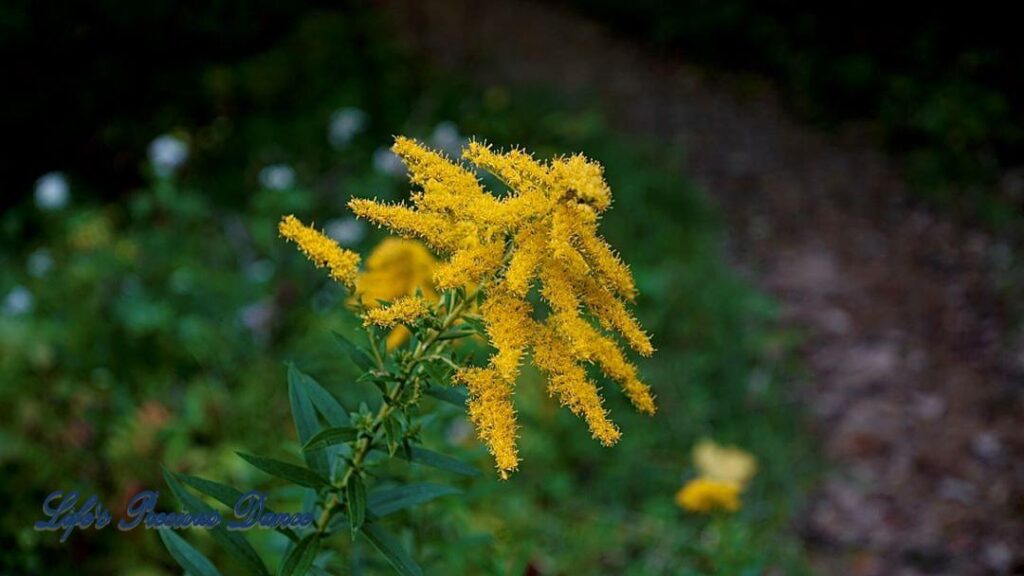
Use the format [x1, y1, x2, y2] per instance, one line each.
[379, 1, 1024, 573]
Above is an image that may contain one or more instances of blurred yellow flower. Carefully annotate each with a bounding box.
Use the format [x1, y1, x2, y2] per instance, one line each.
[693, 439, 758, 488]
[352, 237, 438, 350]
[675, 478, 741, 514]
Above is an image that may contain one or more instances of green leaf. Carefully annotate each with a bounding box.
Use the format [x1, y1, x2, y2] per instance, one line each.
[158, 529, 223, 576]
[360, 522, 422, 576]
[288, 364, 329, 478]
[162, 469, 270, 576]
[347, 475, 367, 535]
[383, 418, 401, 456]
[424, 385, 468, 407]
[302, 426, 359, 452]
[333, 331, 375, 371]
[402, 447, 479, 477]
[278, 533, 319, 576]
[302, 374, 351, 427]
[368, 483, 461, 518]
[177, 473, 244, 507]
[237, 453, 329, 489]
[176, 473, 299, 543]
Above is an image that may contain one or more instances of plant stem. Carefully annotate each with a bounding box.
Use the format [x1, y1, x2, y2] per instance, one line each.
[314, 290, 476, 535]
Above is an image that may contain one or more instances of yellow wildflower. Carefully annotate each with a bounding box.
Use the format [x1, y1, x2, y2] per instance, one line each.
[675, 478, 741, 514]
[362, 295, 429, 328]
[352, 237, 438, 349]
[353, 238, 437, 305]
[693, 440, 758, 489]
[349, 137, 655, 475]
[278, 215, 361, 287]
[456, 367, 519, 478]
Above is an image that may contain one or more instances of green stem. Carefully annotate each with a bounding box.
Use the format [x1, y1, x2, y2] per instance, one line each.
[314, 290, 476, 535]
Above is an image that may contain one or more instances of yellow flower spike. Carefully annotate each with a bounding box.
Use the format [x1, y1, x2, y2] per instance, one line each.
[456, 367, 519, 478]
[462, 140, 550, 193]
[362, 295, 429, 328]
[577, 225, 637, 301]
[551, 312, 656, 414]
[393, 137, 507, 227]
[547, 205, 578, 262]
[549, 154, 612, 212]
[537, 259, 581, 314]
[348, 198, 463, 253]
[503, 223, 547, 296]
[481, 288, 534, 383]
[675, 478, 742, 514]
[532, 325, 621, 446]
[693, 440, 759, 489]
[278, 215, 361, 287]
[577, 272, 654, 356]
[433, 242, 505, 290]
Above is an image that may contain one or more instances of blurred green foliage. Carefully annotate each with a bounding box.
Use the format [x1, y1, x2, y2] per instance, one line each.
[2, 5, 815, 574]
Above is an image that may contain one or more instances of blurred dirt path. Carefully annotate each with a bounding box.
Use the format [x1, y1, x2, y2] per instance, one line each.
[380, 1, 1024, 574]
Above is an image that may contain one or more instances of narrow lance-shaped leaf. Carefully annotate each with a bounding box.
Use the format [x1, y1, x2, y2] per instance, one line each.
[424, 385, 468, 407]
[333, 331, 375, 371]
[302, 373, 352, 427]
[278, 533, 320, 576]
[162, 469, 270, 576]
[347, 474, 367, 535]
[237, 453, 329, 489]
[401, 446, 480, 477]
[176, 473, 299, 543]
[360, 522, 422, 576]
[302, 426, 360, 452]
[288, 363, 329, 478]
[367, 483, 461, 518]
[158, 528, 223, 576]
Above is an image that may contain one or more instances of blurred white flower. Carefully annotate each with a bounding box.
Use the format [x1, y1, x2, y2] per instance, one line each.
[373, 147, 405, 176]
[27, 248, 54, 278]
[328, 107, 368, 149]
[34, 172, 69, 210]
[325, 217, 367, 247]
[3, 286, 34, 316]
[258, 163, 296, 191]
[148, 134, 189, 177]
[430, 121, 465, 156]
[239, 300, 275, 343]
[245, 259, 275, 283]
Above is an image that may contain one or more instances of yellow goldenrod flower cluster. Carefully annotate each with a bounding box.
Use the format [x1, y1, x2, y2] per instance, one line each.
[352, 238, 438, 349]
[278, 215, 361, 287]
[349, 136, 656, 476]
[676, 440, 758, 514]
